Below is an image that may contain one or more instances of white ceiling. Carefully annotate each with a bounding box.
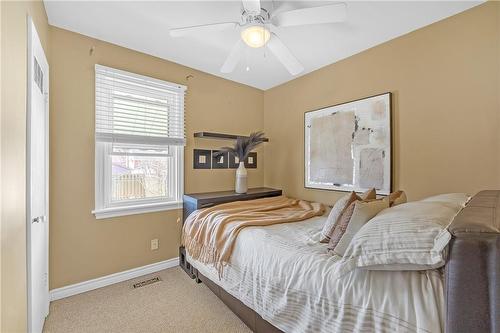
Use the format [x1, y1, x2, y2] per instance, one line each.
[44, 1, 482, 90]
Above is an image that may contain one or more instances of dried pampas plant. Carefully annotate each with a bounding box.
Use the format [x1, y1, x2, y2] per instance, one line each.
[216, 132, 266, 161]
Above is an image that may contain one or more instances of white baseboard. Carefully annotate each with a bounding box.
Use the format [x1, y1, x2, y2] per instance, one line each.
[50, 257, 179, 301]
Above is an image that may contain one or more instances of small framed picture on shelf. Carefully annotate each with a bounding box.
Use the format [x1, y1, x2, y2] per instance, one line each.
[211, 150, 228, 169]
[244, 152, 257, 169]
[193, 149, 211, 169]
[228, 153, 240, 169]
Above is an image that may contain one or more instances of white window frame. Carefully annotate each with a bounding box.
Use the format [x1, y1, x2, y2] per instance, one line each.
[92, 65, 185, 219]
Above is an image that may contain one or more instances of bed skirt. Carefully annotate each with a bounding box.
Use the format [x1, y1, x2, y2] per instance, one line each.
[197, 271, 283, 333]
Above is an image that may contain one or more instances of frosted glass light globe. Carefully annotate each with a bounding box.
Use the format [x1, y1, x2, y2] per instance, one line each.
[241, 25, 270, 48]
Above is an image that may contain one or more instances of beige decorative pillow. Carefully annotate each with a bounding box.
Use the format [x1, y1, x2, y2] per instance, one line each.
[387, 190, 407, 207]
[320, 192, 358, 243]
[328, 199, 389, 256]
[327, 201, 357, 250]
[360, 188, 376, 200]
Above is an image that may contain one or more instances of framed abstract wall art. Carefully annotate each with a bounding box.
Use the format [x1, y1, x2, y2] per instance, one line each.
[304, 92, 392, 195]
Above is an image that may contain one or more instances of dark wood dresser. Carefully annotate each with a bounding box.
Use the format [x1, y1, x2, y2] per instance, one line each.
[179, 187, 282, 280]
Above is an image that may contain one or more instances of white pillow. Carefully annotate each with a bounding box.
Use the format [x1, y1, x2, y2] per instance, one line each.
[420, 193, 470, 207]
[336, 201, 464, 274]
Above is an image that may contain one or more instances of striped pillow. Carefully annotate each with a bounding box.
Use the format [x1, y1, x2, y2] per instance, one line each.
[337, 200, 464, 273]
[421, 193, 470, 207]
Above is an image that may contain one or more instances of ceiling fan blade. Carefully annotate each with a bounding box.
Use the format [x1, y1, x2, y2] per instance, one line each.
[267, 34, 304, 76]
[242, 0, 261, 14]
[220, 40, 245, 73]
[272, 3, 347, 27]
[169, 22, 238, 37]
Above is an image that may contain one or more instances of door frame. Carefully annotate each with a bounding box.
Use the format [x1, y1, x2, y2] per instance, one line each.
[26, 15, 50, 333]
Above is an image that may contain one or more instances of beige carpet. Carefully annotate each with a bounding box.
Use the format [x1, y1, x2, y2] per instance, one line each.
[43, 267, 252, 333]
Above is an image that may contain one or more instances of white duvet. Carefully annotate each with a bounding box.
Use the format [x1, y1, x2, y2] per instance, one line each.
[187, 213, 445, 333]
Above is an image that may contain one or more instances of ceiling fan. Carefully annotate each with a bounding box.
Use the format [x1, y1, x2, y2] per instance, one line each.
[169, 0, 347, 76]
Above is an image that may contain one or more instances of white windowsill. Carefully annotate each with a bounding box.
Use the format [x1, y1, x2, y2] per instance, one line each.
[92, 201, 182, 219]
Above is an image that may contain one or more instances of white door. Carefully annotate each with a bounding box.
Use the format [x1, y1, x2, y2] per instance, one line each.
[27, 17, 49, 333]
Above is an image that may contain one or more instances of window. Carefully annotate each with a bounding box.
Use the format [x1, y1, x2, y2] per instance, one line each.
[93, 65, 186, 219]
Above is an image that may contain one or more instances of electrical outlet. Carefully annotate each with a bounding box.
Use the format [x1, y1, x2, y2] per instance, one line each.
[150, 238, 159, 250]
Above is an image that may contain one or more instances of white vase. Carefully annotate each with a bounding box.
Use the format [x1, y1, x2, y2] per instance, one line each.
[235, 161, 248, 194]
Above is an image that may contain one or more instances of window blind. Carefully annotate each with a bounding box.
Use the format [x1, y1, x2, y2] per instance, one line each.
[95, 64, 186, 146]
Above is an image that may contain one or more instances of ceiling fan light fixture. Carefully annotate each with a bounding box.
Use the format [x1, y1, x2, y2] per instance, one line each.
[241, 25, 270, 48]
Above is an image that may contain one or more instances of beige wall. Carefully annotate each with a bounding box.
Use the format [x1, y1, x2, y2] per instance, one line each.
[0, 2, 3, 330]
[49, 27, 264, 289]
[264, 2, 500, 205]
[497, 2, 500, 187]
[1, 1, 50, 332]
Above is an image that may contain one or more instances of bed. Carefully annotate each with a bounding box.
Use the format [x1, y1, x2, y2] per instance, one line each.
[184, 190, 500, 333]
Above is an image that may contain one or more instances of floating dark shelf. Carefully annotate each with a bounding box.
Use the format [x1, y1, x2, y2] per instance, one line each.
[193, 132, 269, 142]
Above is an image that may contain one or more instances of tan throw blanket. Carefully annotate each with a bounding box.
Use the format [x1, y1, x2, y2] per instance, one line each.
[182, 196, 325, 276]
